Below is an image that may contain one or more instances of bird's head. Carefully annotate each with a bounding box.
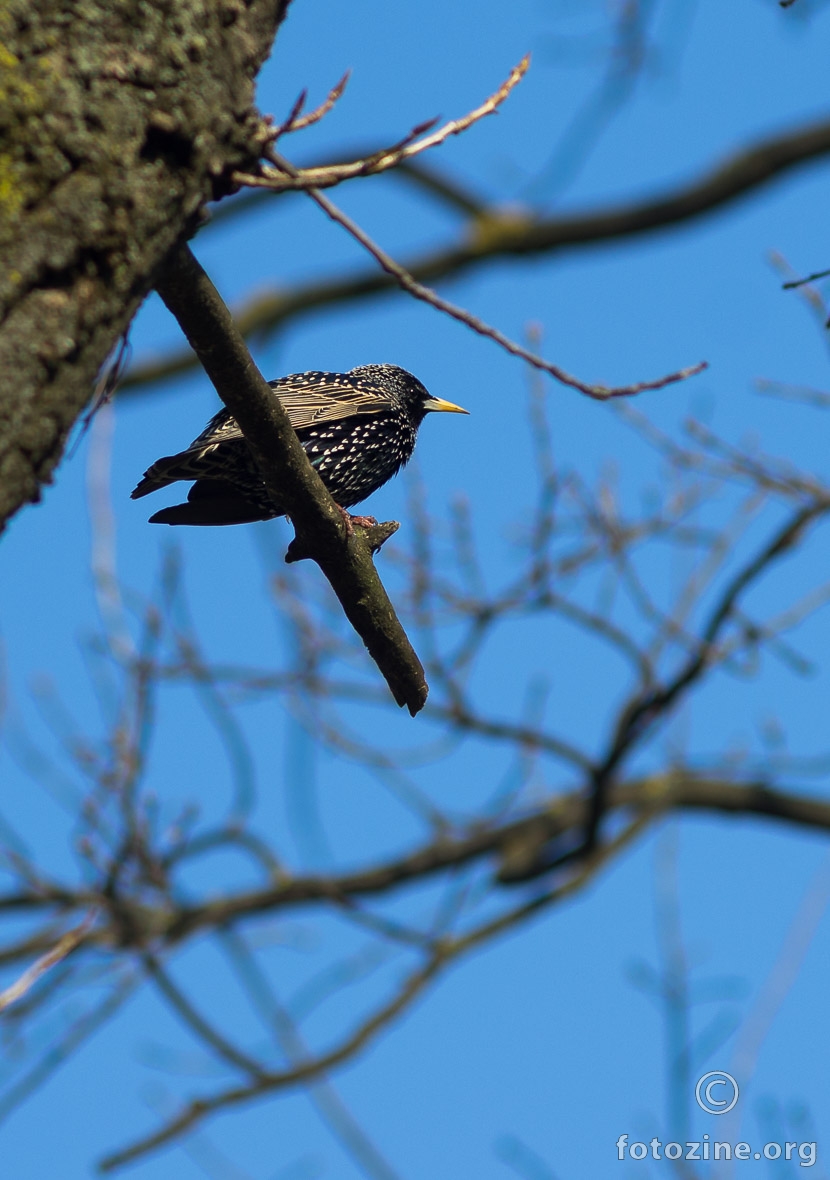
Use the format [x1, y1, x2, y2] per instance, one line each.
[349, 363, 469, 423]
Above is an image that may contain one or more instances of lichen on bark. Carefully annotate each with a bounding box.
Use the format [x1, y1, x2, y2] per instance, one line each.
[0, 0, 290, 530]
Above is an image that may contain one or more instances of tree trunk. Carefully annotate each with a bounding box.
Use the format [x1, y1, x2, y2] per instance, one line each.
[0, 0, 291, 530]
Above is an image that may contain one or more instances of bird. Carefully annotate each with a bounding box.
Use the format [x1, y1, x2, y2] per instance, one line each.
[131, 364, 469, 526]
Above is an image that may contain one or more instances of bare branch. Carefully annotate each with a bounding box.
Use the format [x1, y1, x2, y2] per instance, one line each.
[122, 118, 830, 394]
[586, 497, 830, 845]
[4, 775, 830, 946]
[782, 265, 830, 289]
[97, 806, 647, 1171]
[209, 150, 489, 229]
[268, 151, 706, 400]
[97, 758, 830, 1170]
[142, 952, 269, 1078]
[149, 774, 830, 944]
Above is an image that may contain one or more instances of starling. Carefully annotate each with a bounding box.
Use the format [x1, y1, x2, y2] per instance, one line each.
[131, 364, 468, 526]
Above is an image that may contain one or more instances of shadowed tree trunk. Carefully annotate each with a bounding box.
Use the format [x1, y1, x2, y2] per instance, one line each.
[0, 0, 291, 531]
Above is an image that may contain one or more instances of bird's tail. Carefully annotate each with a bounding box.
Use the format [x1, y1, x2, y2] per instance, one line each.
[131, 453, 192, 499]
[148, 479, 276, 526]
[148, 502, 268, 526]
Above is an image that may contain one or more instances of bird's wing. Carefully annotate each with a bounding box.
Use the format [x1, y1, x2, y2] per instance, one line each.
[187, 407, 244, 448]
[272, 371, 390, 431]
[131, 373, 390, 500]
[177, 374, 389, 451]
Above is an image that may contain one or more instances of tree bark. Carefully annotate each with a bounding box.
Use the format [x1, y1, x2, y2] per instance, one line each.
[0, 0, 291, 531]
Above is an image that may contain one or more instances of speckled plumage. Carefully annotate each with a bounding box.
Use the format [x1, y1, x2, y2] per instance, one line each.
[131, 364, 468, 526]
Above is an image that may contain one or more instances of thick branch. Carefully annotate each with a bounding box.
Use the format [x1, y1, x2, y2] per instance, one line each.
[154, 244, 428, 715]
[1, 773, 829, 966]
[123, 117, 830, 392]
[160, 773, 830, 940]
[96, 767, 829, 1169]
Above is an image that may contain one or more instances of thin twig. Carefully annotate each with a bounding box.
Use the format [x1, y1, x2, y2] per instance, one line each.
[782, 265, 830, 289]
[100, 807, 657, 1170]
[270, 71, 351, 141]
[0, 911, 96, 1012]
[268, 151, 706, 400]
[142, 952, 268, 1078]
[237, 58, 529, 194]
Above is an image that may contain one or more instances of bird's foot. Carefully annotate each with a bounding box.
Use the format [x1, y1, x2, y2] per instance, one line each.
[348, 513, 380, 530]
[286, 515, 399, 563]
[336, 505, 379, 535]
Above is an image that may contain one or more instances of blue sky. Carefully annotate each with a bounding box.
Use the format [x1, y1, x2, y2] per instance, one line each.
[2, 1, 830, 1177]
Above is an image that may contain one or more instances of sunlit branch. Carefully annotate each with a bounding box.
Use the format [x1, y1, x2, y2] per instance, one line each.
[236, 57, 530, 194]
[0, 912, 96, 1012]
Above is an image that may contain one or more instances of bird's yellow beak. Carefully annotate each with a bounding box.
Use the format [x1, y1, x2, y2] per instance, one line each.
[425, 396, 470, 415]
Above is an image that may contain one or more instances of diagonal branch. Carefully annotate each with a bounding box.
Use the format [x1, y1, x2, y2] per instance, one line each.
[208, 151, 490, 230]
[98, 952, 446, 1171]
[585, 498, 830, 845]
[0, 911, 96, 1012]
[96, 813, 639, 1172]
[142, 952, 268, 1078]
[286, 160, 706, 400]
[153, 243, 428, 715]
[95, 764, 827, 1171]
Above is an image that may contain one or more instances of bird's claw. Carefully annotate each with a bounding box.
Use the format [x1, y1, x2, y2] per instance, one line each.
[336, 505, 379, 535]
